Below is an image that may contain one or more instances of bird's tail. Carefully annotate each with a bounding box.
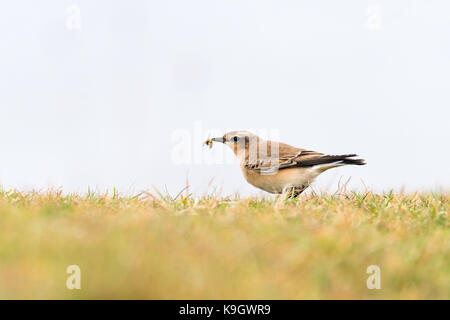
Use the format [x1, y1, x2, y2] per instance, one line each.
[299, 154, 366, 167]
[306, 154, 366, 172]
[340, 156, 367, 166]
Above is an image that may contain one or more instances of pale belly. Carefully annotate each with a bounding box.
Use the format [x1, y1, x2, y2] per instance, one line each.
[240, 166, 319, 194]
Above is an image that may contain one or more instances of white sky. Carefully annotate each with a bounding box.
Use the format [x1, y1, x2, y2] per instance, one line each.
[0, 0, 449, 197]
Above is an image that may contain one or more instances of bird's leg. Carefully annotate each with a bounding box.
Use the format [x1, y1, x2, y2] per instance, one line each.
[282, 185, 308, 199]
[282, 186, 296, 199]
[292, 185, 308, 198]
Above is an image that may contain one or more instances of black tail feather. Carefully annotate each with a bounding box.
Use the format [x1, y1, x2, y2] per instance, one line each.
[341, 158, 366, 165]
[297, 154, 366, 167]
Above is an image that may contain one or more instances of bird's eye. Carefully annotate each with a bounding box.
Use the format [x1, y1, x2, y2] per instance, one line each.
[232, 136, 239, 142]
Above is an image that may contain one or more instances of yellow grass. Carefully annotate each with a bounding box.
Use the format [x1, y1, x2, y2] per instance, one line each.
[0, 189, 448, 299]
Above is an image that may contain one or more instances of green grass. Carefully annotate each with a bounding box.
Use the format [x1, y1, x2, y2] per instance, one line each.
[0, 189, 448, 299]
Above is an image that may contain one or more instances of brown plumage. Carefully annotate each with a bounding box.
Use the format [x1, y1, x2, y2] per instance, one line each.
[207, 131, 366, 196]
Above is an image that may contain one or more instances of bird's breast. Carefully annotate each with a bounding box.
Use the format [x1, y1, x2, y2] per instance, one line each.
[240, 166, 319, 194]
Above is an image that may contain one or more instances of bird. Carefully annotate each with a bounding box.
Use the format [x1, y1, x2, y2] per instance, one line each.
[205, 131, 366, 197]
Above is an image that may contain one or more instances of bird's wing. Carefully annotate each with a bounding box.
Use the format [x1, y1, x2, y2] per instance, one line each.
[244, 142, 319, 173]
[244, 141, 364, 174]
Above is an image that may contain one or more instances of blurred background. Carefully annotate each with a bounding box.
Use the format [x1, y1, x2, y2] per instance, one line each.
[0, 0, 449, 196]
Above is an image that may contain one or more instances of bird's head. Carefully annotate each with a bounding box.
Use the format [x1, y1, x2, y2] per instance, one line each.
[210, 131, 258, 157]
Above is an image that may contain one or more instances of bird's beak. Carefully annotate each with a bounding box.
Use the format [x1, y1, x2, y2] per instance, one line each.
[211, 137, 225, 143]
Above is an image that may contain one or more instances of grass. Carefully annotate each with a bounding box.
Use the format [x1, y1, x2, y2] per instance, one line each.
[0, 188, 448, 299]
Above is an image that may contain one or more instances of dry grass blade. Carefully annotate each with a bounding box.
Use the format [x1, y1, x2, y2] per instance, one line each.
[0, 189, 448, 299]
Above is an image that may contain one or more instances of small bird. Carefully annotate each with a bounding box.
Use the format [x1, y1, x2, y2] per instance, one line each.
[205, 131, 366, 197]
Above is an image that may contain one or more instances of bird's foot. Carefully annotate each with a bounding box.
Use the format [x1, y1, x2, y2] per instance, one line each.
[282, 185, 308, 200]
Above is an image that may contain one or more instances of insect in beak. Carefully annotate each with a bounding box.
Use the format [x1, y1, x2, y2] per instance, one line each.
[204, 137, 225, 149]
[204, 139, 213, 149]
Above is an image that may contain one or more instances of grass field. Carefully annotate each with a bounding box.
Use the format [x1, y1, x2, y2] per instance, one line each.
[0, 188, 448, 299]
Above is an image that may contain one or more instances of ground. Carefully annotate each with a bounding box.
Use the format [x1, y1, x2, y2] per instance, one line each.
[0, 189, 448, 299]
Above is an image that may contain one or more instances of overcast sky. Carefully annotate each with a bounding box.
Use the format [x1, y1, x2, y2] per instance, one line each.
[0, 0, 449, 197]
